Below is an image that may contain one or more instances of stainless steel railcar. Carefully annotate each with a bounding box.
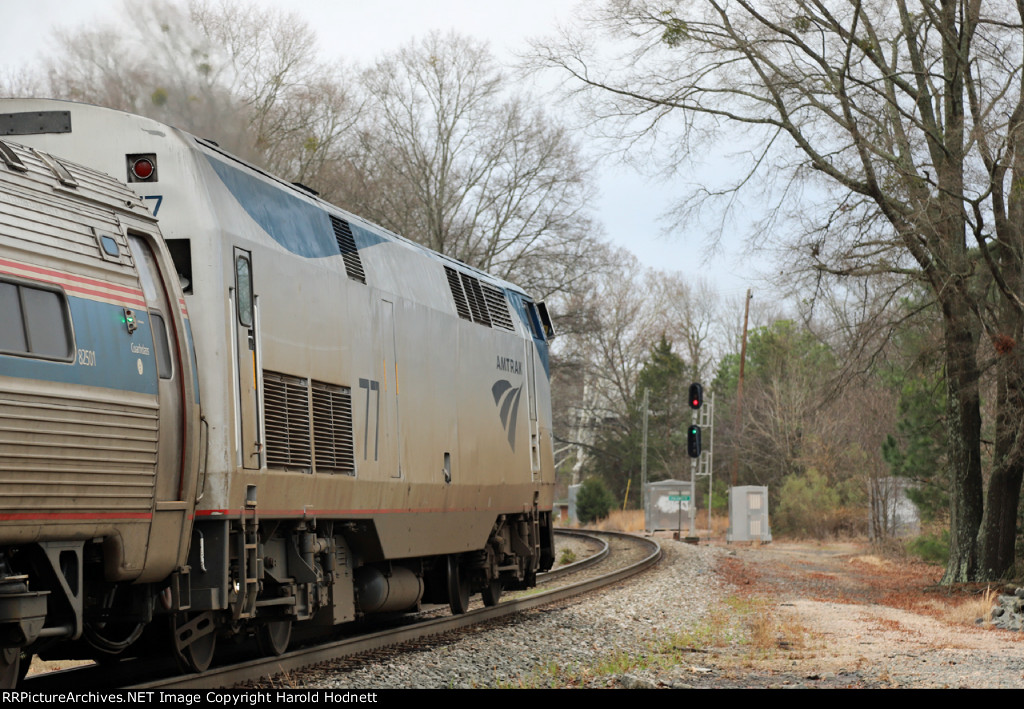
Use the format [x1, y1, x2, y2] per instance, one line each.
[0, 99, 556, 681]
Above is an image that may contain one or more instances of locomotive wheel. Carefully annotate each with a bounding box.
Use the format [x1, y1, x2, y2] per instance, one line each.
[446, 555, 470, 615]
[481, 578, 502, 607]
[256, 620, 292, 657]
[170, 612, 217, 674]
[0, 648, 19, 689]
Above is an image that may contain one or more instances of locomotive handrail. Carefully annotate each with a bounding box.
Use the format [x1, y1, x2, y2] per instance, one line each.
[196, 415, 210, 503]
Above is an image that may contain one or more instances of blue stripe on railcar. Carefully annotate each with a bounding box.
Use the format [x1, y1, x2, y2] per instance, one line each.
[0, 296, 159, 395]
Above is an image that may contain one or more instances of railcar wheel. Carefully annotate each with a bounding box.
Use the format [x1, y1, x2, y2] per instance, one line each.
[446, 555, 470, 615]
[256, 620, 292, 657]
[0, 648, 19, 689]
[481, 579, 502, 607]
[170, 612, 217, 674]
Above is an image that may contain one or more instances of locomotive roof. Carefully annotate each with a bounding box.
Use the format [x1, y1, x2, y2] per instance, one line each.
[186, 131, 526, 298]
[0, 98, 529, 298]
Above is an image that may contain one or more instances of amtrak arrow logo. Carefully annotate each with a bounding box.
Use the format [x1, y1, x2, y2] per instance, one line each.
[492, 380, 522, 451]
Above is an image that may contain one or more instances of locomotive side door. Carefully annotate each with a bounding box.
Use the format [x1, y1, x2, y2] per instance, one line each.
[523, 302, 545, 478]
[380, 299, 402, 479]
[232, 248, 261, 470]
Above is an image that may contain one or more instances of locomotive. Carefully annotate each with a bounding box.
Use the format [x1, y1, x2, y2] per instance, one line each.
[0, 99, 557, 684]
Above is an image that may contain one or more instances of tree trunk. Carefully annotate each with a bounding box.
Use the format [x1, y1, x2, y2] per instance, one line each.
[939, 294, 984, 584]
[976, 334, 1024, 579]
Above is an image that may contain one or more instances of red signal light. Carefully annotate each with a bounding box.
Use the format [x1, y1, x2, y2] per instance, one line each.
[688, 382, 703, 409]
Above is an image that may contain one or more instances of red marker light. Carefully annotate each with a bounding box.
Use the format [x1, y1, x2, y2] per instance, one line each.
[131, 157, 155, 180]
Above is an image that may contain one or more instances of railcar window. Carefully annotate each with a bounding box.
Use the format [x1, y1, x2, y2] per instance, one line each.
[235, 255, 253, 327]
[0, 283, 28, 353]
[150, 312, 173, 379]
[0, 280, 72, 359]
[23, 288, 70, 357]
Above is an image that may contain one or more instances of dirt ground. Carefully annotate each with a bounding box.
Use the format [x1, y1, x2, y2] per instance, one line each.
[670, 540, 1024, 689]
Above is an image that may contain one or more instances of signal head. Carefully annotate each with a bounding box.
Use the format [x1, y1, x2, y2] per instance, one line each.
[687, 424, 702, 458]
[689, 382, 703, 409]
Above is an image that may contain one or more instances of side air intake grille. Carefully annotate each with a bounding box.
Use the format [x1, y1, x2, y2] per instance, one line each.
[330, 216, 366, 284]
[481, 284, 514, 331]
[444, 266, 472, 320]
[444, 266, 516, 331]
[312, 381, 356, 475]
[263, 371, 312, 472]
[461, 272, 491, 326]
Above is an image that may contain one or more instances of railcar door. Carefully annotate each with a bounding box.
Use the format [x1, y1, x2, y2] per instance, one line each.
[129, 234, 191, 578]
[232, 248, 261, 470]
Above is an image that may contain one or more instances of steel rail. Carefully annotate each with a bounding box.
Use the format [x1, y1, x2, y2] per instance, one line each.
[21, 530, 659, 690]
[139, 530, 659, 689]
[536, 528, 609, 582]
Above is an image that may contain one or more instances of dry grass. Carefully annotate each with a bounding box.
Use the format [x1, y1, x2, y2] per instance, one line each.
[707, 511, 730, 537]
[850, 554, 888, 567]
[593, 509, 645, 533]
[940, 586, 999, 627]
[585, 509, 731, 537]
[747, 609, 777, 650]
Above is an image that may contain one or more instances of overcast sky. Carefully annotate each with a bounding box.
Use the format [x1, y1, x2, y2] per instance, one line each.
[1, 0, 760, 298]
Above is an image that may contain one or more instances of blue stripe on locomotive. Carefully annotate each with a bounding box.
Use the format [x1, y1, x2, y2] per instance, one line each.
[204, 154, 386, 258]
[0, 296, 159, 395]
[203, 150, 550, 380]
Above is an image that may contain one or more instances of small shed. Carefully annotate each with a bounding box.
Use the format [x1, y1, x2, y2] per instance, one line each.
[644, 479, 695, 532]
[726, 486, 772, 542]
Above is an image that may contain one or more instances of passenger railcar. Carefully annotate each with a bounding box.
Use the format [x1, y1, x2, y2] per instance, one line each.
[0, 99, 556, 683]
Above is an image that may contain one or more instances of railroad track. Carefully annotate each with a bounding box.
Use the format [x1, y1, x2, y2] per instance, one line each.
[21, 530, 660, 690]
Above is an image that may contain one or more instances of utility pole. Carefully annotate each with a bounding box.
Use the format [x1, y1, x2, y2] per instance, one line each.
[640, 387, 649, 528]
[731, 289, 752, 487]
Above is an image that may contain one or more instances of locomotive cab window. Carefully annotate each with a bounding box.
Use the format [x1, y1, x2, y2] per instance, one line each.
[536, 301, 556, 341]
[524, 301, 544, 341]
[235, 254, 253, 327]
[0, 279, 73, 360]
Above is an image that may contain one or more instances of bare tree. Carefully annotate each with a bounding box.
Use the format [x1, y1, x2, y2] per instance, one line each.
[189, 0, 359, 183]
[658, 274, 720, 381]
[334, 31, 602, 298]
[28, 0, 358, 184]
[535, 0, 1024, 582]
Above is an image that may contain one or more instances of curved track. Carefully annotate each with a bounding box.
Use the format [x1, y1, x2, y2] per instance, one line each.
[21, 530, 660, 690]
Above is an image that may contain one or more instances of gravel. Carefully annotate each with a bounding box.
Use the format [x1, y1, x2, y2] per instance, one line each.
[274, 538, 1024, 689]
[301, 538, 723, 689]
